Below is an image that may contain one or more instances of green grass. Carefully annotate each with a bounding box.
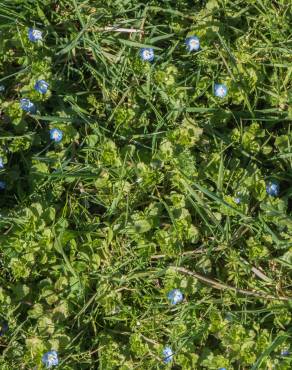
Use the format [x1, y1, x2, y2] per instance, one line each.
[0, 0, 292, 369]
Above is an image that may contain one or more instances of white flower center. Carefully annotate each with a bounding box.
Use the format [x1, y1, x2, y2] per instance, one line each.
[217, 87, 225, 96]
[190, 39, 198, 48]
[144, 50, 151, 58]
[32, 30, 42, 39]
[47, 353, 56, 364]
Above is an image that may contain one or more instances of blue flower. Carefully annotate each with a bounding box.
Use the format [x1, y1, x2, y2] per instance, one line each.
[50, 128, 63, 143]
[34, 80, 49, 94]
[0, 181, 6, 190]
[186, 36, 200, 52]
[266, 181, 279, 197]
[0, 158, 4, 169]
[140, 48, 154, 62]
[214, 83, 228, 98]
[219, 368, 227, 370]
[162, 346, 173, 364]
[0, 321, 8, 336]
[280, 348, 290, 356]
[42, 350, 59, 368]
[167, 289, 183, 305]
[20, 98, 36, 113]
[28, 28, 43, 42]
[234, 191, 242, 204]
[0, 85, 5, 92]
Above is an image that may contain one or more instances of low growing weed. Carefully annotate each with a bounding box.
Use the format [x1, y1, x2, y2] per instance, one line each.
[0, 0, 291, 369]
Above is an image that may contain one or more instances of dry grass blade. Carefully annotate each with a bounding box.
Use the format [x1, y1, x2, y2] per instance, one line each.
[173, 266, 291, 302]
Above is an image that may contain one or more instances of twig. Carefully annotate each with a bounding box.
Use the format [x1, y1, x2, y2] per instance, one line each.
[172, 266, 291, 301]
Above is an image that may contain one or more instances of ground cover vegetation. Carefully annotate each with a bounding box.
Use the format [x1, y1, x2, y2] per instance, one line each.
[0, 0, 291, 369]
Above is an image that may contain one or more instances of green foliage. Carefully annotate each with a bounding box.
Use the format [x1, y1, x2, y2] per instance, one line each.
[0, 0, 291, 368]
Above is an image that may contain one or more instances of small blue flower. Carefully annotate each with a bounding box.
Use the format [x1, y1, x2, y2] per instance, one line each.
[0, 321, 8, 336]
[28, 28, 43, 42]
[140, 48, 154, 62]
[167, 289, 183, 305]
[0, 85, 5, 92]
[266, 181, 279, 197]
[42, 350, 59, 368]
[20, 98, 36, 113]
[234, 191, 243, 204]
[162, 346, 173, 364]
[280, 348, 290, 356]
[0, 158, 4, 169]
[0, 181, 6, 190]
[219, 368, 227, 370]
[50, 128, 63, 143]
[186, 36, 200, 52]
[34, 80, 49, 94]
[214, 83, 228, 98]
